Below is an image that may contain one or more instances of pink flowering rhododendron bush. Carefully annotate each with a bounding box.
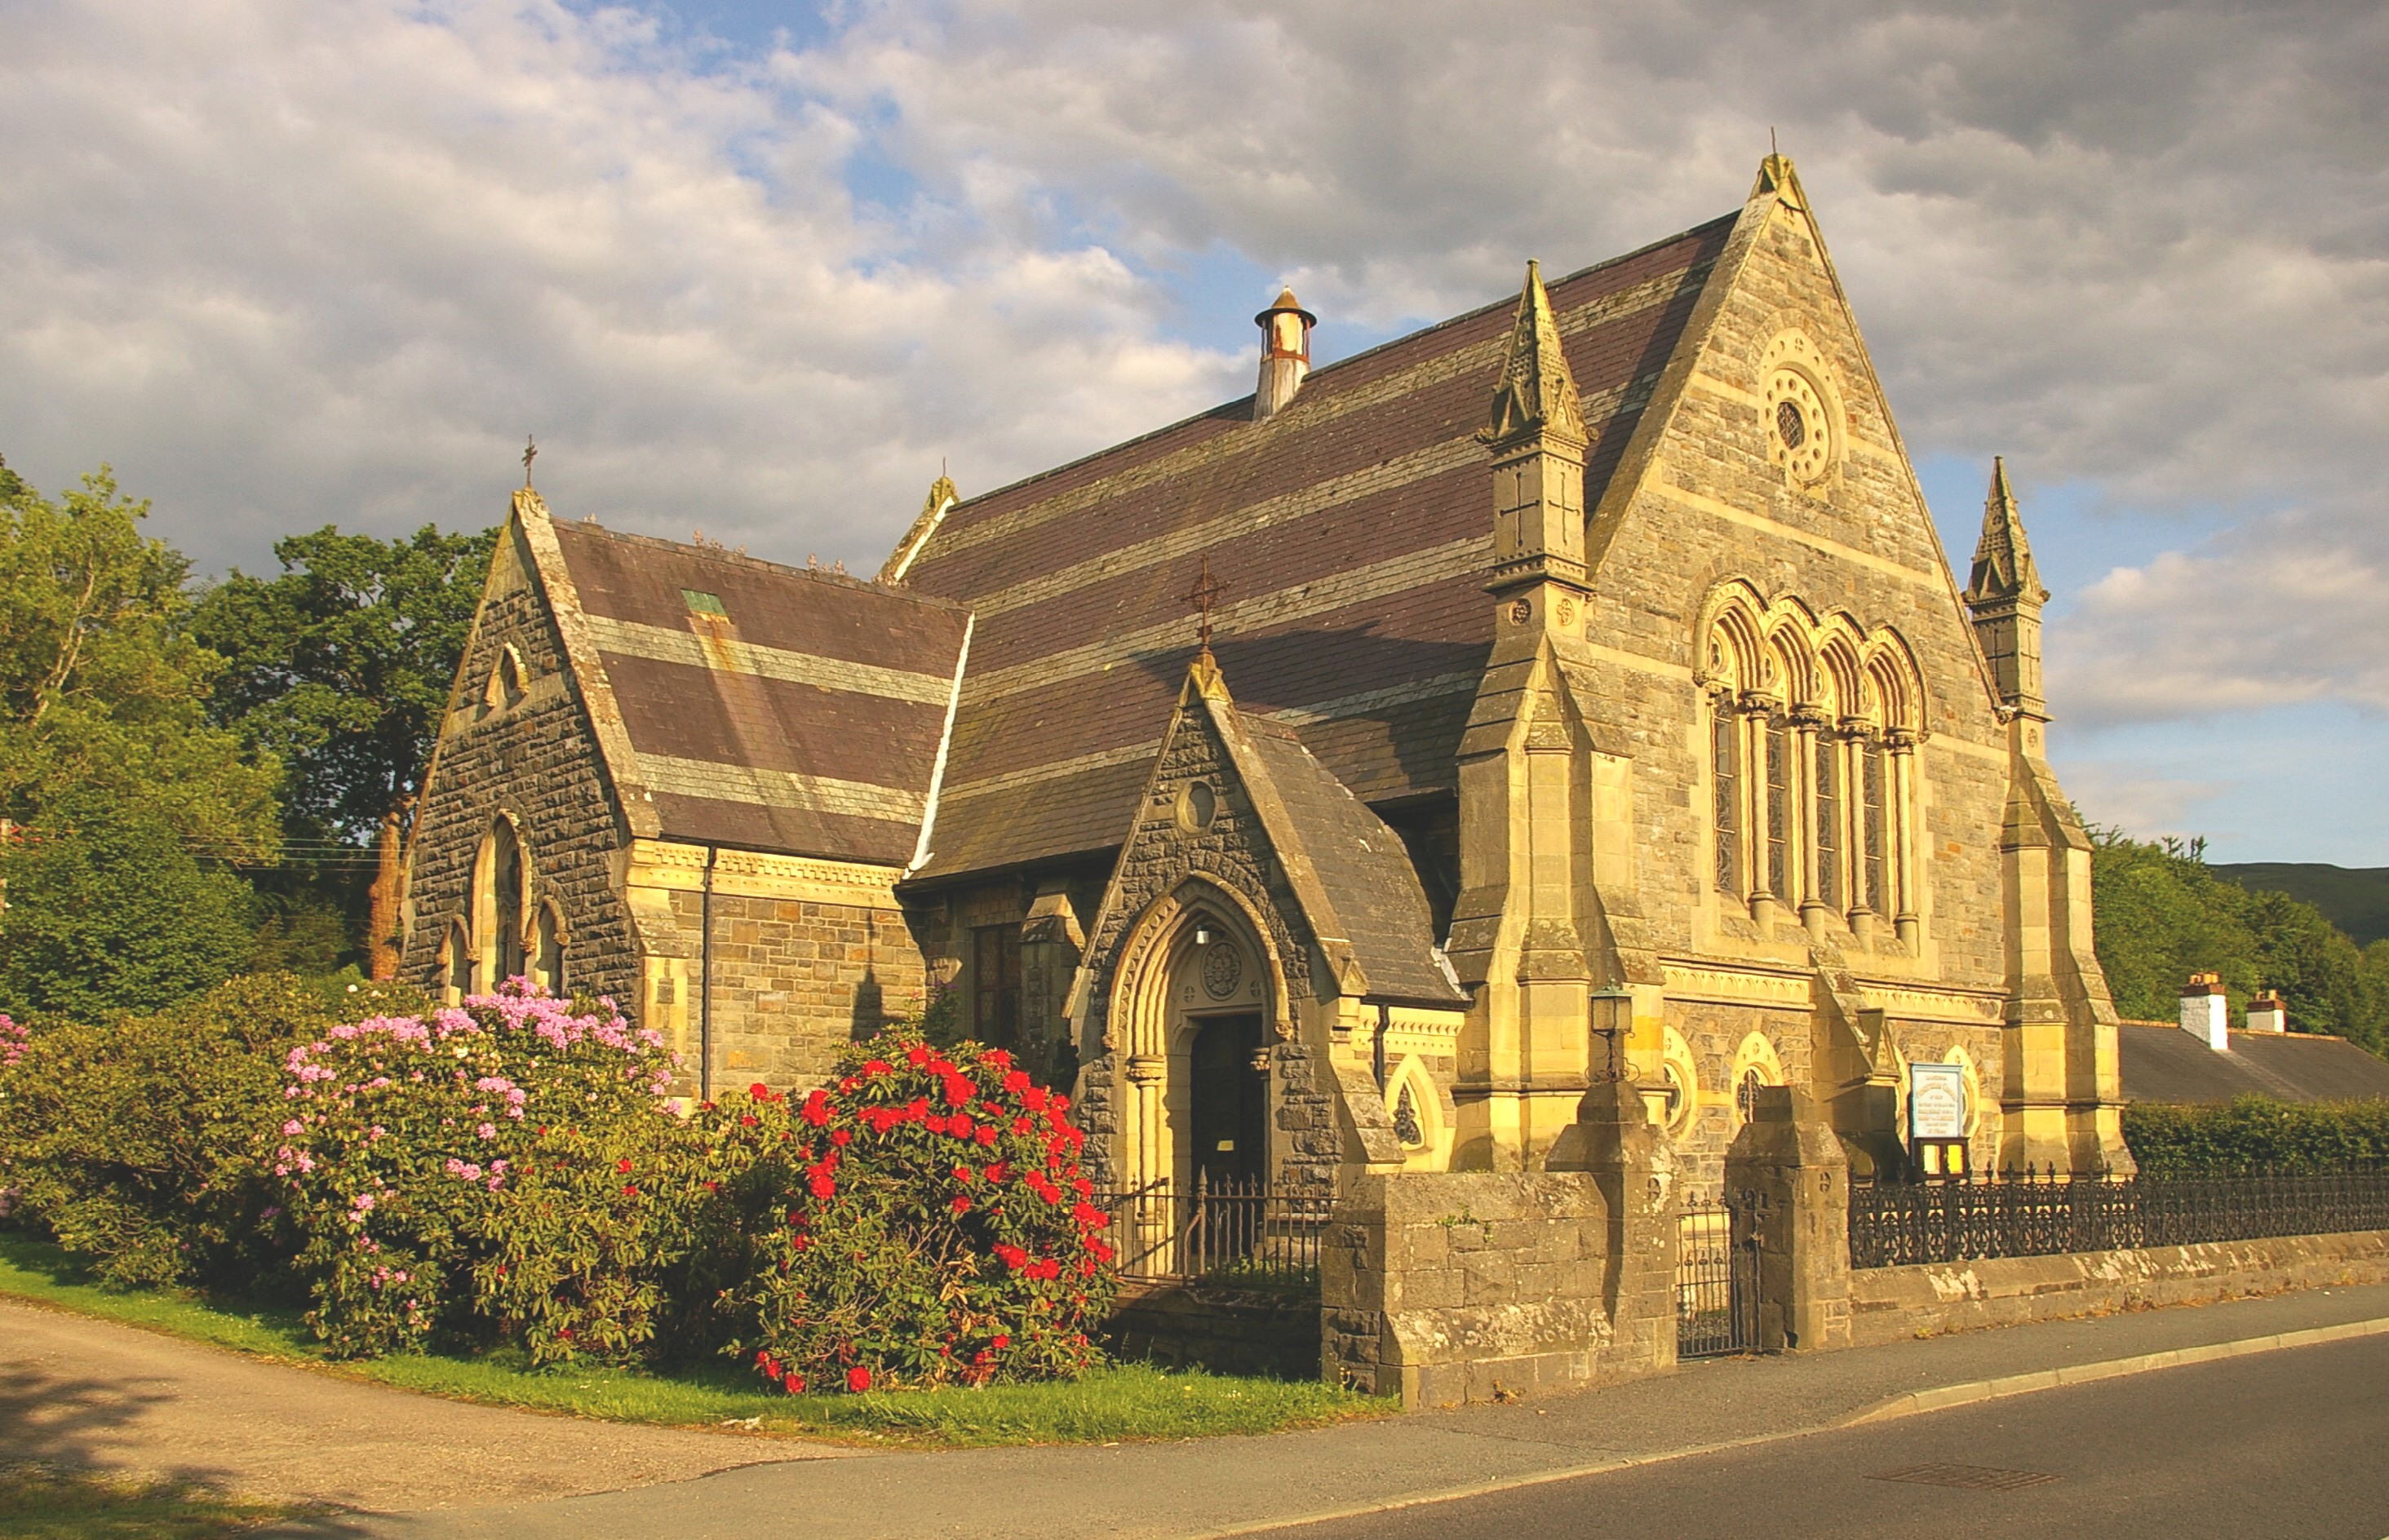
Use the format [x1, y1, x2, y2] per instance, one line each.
[697, 1031, 1117, 1393]
[274, 982, 680, 1359]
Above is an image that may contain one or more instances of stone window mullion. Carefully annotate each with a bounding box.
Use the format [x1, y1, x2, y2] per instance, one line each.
[1887, 728, 1921, 947]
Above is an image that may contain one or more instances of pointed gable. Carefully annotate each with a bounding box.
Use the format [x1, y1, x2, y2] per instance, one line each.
[896, 215, 1739, 879]
[1570, 153, 2012, 732]
[1088, 657, 1464, 1010]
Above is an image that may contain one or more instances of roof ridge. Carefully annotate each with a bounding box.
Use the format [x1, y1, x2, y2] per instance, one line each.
[557, 518, 971, 613]
[931, 210, 1742, 523]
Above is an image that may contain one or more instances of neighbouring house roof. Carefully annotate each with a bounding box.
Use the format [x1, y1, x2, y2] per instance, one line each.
[893, 213, 1740, 881]
[2117, 1022, 2389, 1104]
[545, 520, 969, 866]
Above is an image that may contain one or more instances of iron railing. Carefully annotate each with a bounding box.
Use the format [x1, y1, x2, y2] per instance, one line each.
[1676, 1199, 1760, 1357]
[1093, 1177, 1331, 1285]
[1849, 1166, 2389, 1269]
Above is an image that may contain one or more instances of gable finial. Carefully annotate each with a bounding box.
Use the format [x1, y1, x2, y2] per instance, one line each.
[1185, 555, 1227, 662]
[1481, 260, 1585, 449]
[521, 434, 538, 489]
[1752, 144, 1804, 208]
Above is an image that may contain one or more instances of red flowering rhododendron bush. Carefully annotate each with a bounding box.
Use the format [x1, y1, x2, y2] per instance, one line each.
[698, 1032, 1116, 1392]
[274, 983, 679, 1359]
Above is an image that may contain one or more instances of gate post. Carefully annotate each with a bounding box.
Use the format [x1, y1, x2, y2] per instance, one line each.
[1724, 1086, 1851, 1352]
[1547, 1077, 1679, 1375]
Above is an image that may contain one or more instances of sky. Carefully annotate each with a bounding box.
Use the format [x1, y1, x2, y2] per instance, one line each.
[3, 0, 2384, 863]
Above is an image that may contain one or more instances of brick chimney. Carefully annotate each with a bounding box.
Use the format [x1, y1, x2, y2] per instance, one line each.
[2179, 971, 2229, 1051]
[2245, 989, 2287, 1034]
[1252, 287, 1316, 422]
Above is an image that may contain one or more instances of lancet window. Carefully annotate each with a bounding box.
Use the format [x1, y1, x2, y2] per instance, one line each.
[472, 817, 530, 990]
[532, 901, 566, 996]
[1698, 584, 1924, 945]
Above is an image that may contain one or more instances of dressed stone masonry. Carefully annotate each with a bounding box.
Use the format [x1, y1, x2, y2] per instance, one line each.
[404, 153, 2142, 1399]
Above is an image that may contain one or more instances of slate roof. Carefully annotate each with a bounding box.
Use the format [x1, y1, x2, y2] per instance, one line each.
[547, 520, 968, 866]
[1234, 712, 1466, 1007]
[2118, 1023, 2389, 1104]
[897, 213, 1740, 880]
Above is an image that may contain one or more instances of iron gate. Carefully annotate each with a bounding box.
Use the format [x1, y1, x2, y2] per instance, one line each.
[1093, 1177, 1329, 1284]
[1676, 1199, 1759, 1358]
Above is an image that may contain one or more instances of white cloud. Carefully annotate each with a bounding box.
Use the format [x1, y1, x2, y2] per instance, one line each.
[2049, 518, 2389, 725]
[0, 0, 1243, 573]
[2, 0, 2385, 755]
[2054, 757, 2234, 843]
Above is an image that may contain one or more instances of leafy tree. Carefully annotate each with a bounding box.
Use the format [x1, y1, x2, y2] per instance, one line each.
[0, 464, 278, 852]
[0, 787, 259, 1021]
[0, 462, 283, 1019]
[195, 524, 497, 977]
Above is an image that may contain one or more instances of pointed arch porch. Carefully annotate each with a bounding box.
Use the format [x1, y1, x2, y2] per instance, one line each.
[1102, 874, 1295, 1197]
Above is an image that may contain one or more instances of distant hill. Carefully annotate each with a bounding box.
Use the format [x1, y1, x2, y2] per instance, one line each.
[2212, 864, 2389, 947]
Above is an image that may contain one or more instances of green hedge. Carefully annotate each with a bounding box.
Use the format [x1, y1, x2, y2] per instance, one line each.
[2123, 1097, 2389, 1174]
[0, 973, 427, 1288]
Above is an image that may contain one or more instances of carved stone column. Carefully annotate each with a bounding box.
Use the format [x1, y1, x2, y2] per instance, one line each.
[1740, 690, 1781, 929]
[1792, 706, 1828, 941]
[1126, 1052, 1169, 1259]
[1886, 728, 1920, 948]
[1842, 721, 1878, 949]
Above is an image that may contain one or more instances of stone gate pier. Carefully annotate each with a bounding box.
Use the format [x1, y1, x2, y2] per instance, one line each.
[1321, 1081, 1683, 1407]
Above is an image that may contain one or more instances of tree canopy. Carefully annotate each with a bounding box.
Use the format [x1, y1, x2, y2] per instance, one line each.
[193, 524, 494, 843]
[0, 463, 282, 1017]
[193, 523, 496, 975]
[0, 467, 278, 855]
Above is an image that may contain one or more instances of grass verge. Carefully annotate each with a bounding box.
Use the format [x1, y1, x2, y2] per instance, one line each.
[0, 1232, 1390, 1447]
[0, 1464, 315, 1539]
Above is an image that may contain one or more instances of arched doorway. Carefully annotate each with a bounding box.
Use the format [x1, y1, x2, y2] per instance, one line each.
[1103, 878, 1284, 1197]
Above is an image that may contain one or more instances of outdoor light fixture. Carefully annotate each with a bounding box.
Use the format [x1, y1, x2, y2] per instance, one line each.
[1588, 985, 1634, 1082]
[1194, 923, 1212, 946]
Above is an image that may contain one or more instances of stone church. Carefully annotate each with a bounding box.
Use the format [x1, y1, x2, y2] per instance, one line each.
[401, 154, 2130, 1196]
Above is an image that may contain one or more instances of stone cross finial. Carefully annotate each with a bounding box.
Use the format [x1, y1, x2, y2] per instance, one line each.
[521, 435, 539, 489]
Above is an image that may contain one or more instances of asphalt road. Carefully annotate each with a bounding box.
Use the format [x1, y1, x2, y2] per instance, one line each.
[1265, 1334, 2389, 1540]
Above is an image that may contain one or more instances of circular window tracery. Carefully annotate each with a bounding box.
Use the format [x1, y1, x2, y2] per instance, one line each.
[1761, 331, 1838, 487]
[1766, 368, 1831, 483]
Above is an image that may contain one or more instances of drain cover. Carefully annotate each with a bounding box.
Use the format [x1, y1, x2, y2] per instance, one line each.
[1869, 1463, 2060, 1492]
